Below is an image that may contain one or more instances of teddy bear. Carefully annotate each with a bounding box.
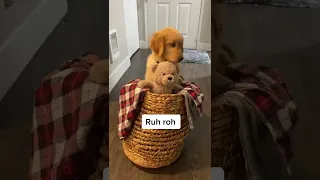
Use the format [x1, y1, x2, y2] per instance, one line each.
[137, 61, 183, 94]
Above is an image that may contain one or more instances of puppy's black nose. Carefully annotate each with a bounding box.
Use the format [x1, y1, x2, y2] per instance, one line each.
[179, 57, 184, 62]
[168, 77, 173, 81]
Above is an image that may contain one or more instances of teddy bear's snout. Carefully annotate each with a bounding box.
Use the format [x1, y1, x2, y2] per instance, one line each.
[162, 74, 175, 85]
[167, 74, 174, 82]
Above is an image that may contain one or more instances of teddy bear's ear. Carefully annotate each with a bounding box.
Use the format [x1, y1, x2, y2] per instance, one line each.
[150, 32, 164, 57]
[152, 64, 158, 73]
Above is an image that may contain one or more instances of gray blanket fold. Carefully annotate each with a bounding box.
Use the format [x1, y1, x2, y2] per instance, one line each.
[213, 93, 287, 180]
[212, 63, 297, 180]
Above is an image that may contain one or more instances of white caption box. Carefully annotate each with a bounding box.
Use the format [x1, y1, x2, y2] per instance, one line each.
[142, 114, 181, 129]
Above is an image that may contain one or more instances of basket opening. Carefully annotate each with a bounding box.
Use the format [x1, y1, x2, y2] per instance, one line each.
[146, 91, 184, 97]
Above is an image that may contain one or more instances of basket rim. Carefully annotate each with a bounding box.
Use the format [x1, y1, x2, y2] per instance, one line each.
[145, 91, 183, 97]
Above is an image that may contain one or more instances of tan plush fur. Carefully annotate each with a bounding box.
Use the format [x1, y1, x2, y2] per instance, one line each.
[145, 27, 184, 82]
[138, 61, 183, 94]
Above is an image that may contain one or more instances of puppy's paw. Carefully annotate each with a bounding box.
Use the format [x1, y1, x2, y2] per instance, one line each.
[178, 75, 185, 85]
[173, 83, 184, 91]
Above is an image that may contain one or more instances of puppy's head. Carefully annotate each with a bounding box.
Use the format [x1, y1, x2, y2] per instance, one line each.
[150, 27, 184, 63]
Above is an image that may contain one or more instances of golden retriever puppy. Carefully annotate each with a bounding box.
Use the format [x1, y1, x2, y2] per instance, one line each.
[145, 27, 184, 81]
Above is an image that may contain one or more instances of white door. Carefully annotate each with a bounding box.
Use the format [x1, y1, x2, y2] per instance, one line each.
[123, 0, 140, 57]
[147, 0, 202, 49]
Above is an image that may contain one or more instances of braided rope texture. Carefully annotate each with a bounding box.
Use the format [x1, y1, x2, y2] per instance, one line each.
[211, 105, 247, 180]
[89, 133, 109, 180]
[123, 91, 190, 168]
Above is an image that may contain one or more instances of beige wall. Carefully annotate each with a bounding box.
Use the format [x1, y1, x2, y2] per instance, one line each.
[109, 0, 129, 75]
[136, 0, 211, 45]
[0, 0, 67, 100]
[0, 0, 42, 44]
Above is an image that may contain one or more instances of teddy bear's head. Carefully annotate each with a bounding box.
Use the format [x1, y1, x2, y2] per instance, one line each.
[152, 61, 179, 86]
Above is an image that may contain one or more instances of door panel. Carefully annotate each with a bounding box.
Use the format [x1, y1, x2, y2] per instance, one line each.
[156, 3, 170, 30]
[177, 3, 191, 36]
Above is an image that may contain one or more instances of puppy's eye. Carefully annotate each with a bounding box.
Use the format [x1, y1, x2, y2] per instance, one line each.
[170, 43, 176, 47]
[156, 61, 159, 63]
[163, 73, 166, 76]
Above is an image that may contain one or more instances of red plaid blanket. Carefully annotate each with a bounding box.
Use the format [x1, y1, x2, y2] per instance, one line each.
[30, 57, 108, 180]
[216, 62, 298, 178]
[118, 78, 204, 139]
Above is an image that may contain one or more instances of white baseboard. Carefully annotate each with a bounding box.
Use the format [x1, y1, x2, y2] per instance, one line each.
[0, 0, 67, 100]
[109, 56, 131, 93]
[139, 41, 148, 49]
[196, 43, 211, 51]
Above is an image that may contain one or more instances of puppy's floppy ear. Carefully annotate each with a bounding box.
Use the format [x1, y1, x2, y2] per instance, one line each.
[150, 32, 164, 57]
[152, 64, 158, 73]
[82, 54, 100, 64]
[176, 65, 180, 73]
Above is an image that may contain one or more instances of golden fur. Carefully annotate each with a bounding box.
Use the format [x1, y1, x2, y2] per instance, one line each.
[145, 27, 184, 81]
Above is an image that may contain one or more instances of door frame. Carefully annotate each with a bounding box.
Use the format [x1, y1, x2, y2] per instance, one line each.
[140, 0, 208, 51]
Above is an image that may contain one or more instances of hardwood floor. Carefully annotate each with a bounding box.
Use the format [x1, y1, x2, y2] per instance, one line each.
[109, 49, 211, 179]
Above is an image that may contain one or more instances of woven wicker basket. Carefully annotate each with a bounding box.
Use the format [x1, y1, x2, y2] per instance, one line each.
[122, 91, 190, 168]
[211, 104, 247, 180]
